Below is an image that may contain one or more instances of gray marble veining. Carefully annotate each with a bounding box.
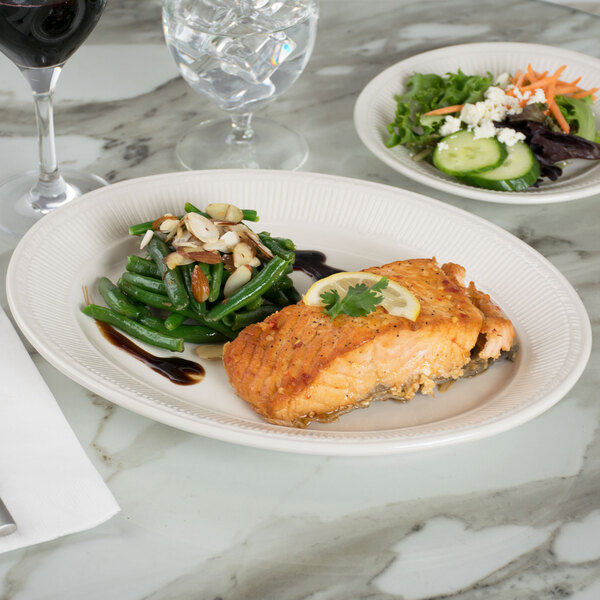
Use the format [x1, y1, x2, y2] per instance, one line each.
[0, 0, 599, 598]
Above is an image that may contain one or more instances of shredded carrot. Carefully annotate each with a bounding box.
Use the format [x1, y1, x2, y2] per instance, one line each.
[559, 76, 581, 87]
[422, 104, 464, 116]
[546, 78, 571, 134]
[555, 84, 581, 95]
[515, 72, 525, 87]
[526, 64, 538, 84]
[520, 65, 566, 92]
[503, 64, 598, 134]
[569, 88, 598, 99]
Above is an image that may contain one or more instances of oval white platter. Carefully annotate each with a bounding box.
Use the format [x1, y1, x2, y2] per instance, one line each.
[354, 42, 600, 204]
[6, 170, 591, 455]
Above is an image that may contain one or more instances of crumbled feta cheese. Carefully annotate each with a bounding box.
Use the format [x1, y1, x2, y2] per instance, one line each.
[460, 103, 482, 128]
[496, 127, 526, 146]
[495, 72, 511, 88]
[437, 141, 449, 151]
[484, 86, 507, 105]
[473, 120, 497, 139]
[526, 88, 546, 105]
[439, 116, 461, 136]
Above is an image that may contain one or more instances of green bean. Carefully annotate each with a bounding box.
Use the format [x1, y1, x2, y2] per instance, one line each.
[258, 232, 295, 261]
[208, 262, 224, 302]
[245, 295, 263, 311]
[121, 271, 167, 294]
[118, 278, 173, 310]
[285, 287, 303, 304]
[172, 310, 237, 340]
[128, 220, 154, 236]
[206, 256, 290, 321]
[242, 209, 259, 222]
[184, 202, 210, 218]
[117, 278, 235, 340]
[146, 236, 189, 311]
[139, 315, 226, 344]
[164, 312, 186, 330]
[264, 288, 291, 308]
[270, 274, 294, 292]
[222, 314, 235, 329]
[82, 304, 184, 352]
[232, 305, 278, 330]
[273, 236, 295, 251]
[126, 255, 161, 279]
[97, 277, 146, 319]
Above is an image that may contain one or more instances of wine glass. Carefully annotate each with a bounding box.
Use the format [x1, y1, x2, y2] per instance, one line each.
[0, 0, 108, 237]
[162, 0, 318, 171]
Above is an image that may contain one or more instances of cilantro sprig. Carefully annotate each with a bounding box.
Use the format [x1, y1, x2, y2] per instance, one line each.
[321, 277, 389, 320]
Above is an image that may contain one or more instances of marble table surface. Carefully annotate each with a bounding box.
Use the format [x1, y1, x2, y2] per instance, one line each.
[0, 0, 599, 598]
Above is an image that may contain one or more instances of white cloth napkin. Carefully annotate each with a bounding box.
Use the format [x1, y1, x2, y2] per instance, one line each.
[0, 305, 119, 553]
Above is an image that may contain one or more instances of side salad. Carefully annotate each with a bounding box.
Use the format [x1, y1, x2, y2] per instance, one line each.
[386, 65, 600, 191]
[81, 202, 301, 357]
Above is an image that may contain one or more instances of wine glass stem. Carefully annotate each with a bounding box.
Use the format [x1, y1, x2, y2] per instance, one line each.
[20, 66, 69, 212]
[229, 113, 254, 143]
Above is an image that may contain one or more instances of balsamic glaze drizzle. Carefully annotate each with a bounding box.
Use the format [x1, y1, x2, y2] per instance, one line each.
[293, 250, 342, 279]
[95, 320, 205, 385]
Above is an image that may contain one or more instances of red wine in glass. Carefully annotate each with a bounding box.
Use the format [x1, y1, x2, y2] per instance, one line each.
[0, 0, 107, 236]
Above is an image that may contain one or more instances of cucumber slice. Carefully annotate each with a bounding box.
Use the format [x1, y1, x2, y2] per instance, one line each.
[457, 141, 541, 191]
[433, 130, 508, 176]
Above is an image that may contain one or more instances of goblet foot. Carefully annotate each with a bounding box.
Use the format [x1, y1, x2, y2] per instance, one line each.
[176, 117, 309, 171]
[0, 169, 107, 237]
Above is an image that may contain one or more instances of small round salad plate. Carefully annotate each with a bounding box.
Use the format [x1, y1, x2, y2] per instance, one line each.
[6, 170, 591, 455]
[354, 42, 600, 204]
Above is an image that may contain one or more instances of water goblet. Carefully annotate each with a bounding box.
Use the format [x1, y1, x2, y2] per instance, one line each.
[0, 0, 108, 237]
[162, 0, 319, 171]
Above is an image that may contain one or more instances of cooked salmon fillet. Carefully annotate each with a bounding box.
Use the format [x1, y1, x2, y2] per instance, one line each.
[223, 258, 515, 427]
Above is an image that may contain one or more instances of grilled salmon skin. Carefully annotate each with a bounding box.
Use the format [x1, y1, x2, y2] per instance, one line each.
[223, 258, 515, 427]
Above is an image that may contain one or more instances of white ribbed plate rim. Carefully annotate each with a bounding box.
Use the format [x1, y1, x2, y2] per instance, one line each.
[6, 170, 592, 455]
[354, 42, 600, 204]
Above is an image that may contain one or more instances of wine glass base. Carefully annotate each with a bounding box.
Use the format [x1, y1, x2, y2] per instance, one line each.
[176, 117, 309, 171]
[0, 169, 108, 237]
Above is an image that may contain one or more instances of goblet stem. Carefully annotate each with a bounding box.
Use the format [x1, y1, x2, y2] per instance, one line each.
[229, 113, 254, 144]
[20, 65, 73, 213]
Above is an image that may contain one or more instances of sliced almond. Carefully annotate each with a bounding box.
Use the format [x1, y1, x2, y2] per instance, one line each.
[152, 214, 178, 231]
[231, 224, 273, 259]
[211, 220, 239, 227]
[194, 344, 225, 360]
[248, 256, 261, 268]
[140, 229, 154, 249]
[205, 203, 229, 220]
[164, 251, 194, 270]
[177, 247, 223, 264]
[191, 265, 210, 303]
[223, 265, 252, 297]
[224, 204, 244, 223]
[203, 239, 229, 253]
[233, 241, 255, 268]
[185, 212, 220, 243]
[219, 230, 240, 250]
[171, 232, 197, 249]
[206, 203, 243, 223]
[159, 219, 179, 234]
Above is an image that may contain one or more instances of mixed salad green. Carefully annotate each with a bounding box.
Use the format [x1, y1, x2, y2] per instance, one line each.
[386, 67, 600, 191]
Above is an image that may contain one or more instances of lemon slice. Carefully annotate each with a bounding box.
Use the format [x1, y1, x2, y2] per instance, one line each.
[303, 271, 420, 320]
